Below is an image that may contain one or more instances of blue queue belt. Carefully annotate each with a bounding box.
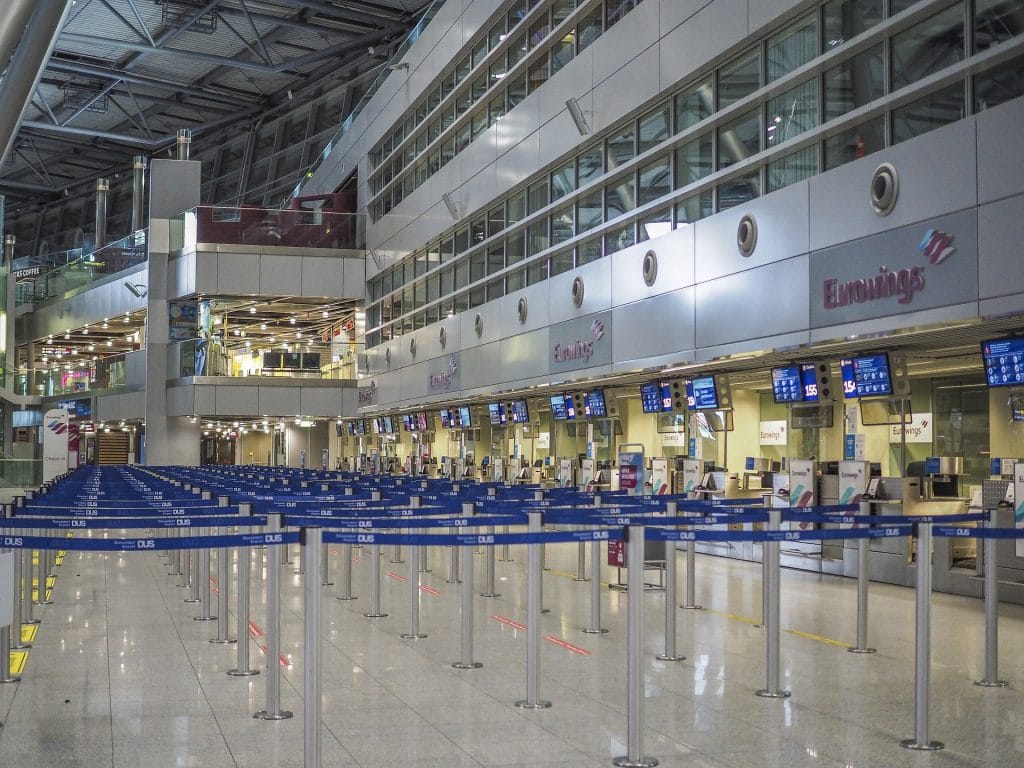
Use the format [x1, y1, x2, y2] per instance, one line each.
[0, 531, 300, 552]
[16, 506, 245, 517]
[1, 515, 268, 530]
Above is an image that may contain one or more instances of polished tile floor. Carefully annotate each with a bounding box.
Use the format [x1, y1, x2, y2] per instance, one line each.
[2, 538, 1024, 768]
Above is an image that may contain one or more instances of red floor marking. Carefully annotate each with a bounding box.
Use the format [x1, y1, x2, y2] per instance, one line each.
[279, 652, 291, 667]
[386, 571, 407, 582]
[212, 587, 220, 595]
[543, 635, 592, 656]
[248, 621, 265, 637]
[329, 547, 340, 555]
[419, 585, 441, 596]
[353, 556, 362, 564]
[209, 576, 217, 585]
[490, 615, 527, 630]
[259, 643, 268, 655]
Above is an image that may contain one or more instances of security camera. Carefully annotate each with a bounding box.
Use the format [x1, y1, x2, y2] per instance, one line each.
[123, 281, 148, 298]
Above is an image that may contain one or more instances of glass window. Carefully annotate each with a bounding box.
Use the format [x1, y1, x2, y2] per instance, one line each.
[606, 127, 636, 170]
[454, 291, 470, 314]
[529, 14, 550, 49]
[455, 56, 472, 84]
[550, 249, 574, 276]
[487, 244, 504, 274]
[551, 206, 574, 245]
[766, 78, 818, 147]
[488, 205, 505, 237]
[455, 122, 471, 153]
[577, 146, 604, 185]
[718, 172, 760, 210]
[528, 57, 549, 94]
[486, 277, 505, 302]
[605, 175, 636, 219]
[577, 191, 603, 233]
[552, 0, 576, 25]
[975, 54, 1024, 112]
[472, 108, 488, 139]
[577, 8, 603, 52]
[675, 133, 713, 187]
[507, 267, 525, 293]
[551, 161, 576, 201]
[455, 258, 470, 289]
[638, 209, 672, 242]
[638, 156, 671, 206]
[507, 74, 527, 109]
[508, 34, 528, 67]
[508, 1, 528, 28]
[528, 179, 550, 213]
[718, 109, 760, 169]
[469, 287, 486, 308]
[527, 259, 548, 286]
[528, 220, 549, 255]
[675, 77, 713, 133]
[639, 102, 671, 153]
[606, 0, 636, 29]
[469, 252, 485, 283]
[471, 216, 486, 245]
[487, 19, 506, 50]
[472, 39, 488, 67]
[823, 0, 883, 49]
[767, 145, 818, 192]
[507, 191, 527, 224]
[824, 44, 884, 119]
[507, 231, 526, 264]
[455, 227, 469, 254]
[440, 236, 454, 263]
[892, 83, 966, 144]
[766, 14, 818, 82]
[718, 49, 760, 108]
[604, 223, 635, 254]
[489, 93, 507, 125]
[577, 237, 603, 265]
[891, 6, 965, 91]
[976, 0, 1024, 50]
[552, 31, 576, 73]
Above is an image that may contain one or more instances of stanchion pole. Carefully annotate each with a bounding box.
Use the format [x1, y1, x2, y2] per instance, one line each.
[320, 539, 332, 587]
[36, 536, 51, 605]
[255, 512, 293, 721]
[582, 533, 607, 634]
[446, 525, 460, 584]
[411, 496, 430, 573]
[515, 510, 550, 709]
[363, 529, 387, 618]
[280, 511, 292, 565]
[481, 524, 500, 598]
[5, 507, 29, 649]
[303, 527, 323, 768]
[499, 524, 512, 562]
[849, 501, 876, 655]
[901, 522, 943, 750]
[229, 504, 258, 677]
[453, 503, 482, 669]
[194, 528, 216, 622]
[657, 503, 684, 662]
[211, 526, 235, 645]
[295, 531, 306, 575]
[169, 529, 182, 577]
[178, 539, 192, 589]
[681, 515, 701, 610]
[21, 546, 38, 626]
[0, 623, 19, 684]
[186, 536, 200, 603]
[336, 542, 357, 601]
[390, 538, 404, 564]
[755, 508, 789, 699]
[975, 507, 1008, 688]
[574, 526, 588, 581]
[401, 525, 426, 640]
[613, 524, 657, 768]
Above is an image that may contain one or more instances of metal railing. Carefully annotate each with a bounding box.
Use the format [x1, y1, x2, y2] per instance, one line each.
[13, 351, 131, 397]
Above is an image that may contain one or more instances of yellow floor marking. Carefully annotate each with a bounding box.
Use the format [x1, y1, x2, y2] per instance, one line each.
[785, 629, 853, 648]
[546, 567, 613, 588]
[10, 651, 28, 674]
[706, 608, 762, 626]
[20, 625, 37, 644]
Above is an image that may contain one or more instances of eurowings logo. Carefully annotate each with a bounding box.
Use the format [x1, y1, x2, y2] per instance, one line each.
[47, 420, 68, 434]
[919, 229, 955, 265]
[590, 318, 605, 341]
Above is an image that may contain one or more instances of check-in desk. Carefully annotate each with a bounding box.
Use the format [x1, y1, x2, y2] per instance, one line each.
[693, 473, 768, 563]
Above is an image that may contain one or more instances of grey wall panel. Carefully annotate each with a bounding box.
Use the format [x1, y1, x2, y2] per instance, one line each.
[459, 0, 503, 46]
[258, 386, 300, 416]
[301, 256, 346, 298]
[977, 98, 1024, 204]
[747, 0, 811, 34]
[495, 101, 541, 186]
[342, 258, 365, 299]
[611, 225, 695, 306]
[660, 0, 714, 34]
[23, 264, 148, 340]
[809, 302, 980, 344]
[215, 385, 258, 415]
[698, 330, 811, 362]
[696, 256, 809, 348]
[589, 45, 661, 137]
[194, 253, 217, 295]
[539, 45, 594, 126]
[547, 257, 612, 325]
[260, 254, 301, 295]
[216, 251, 260, 295]
[808, 119, 978, 251]
[611, 288, 696, 363]
[591, 0, 659, 88]
[979, 294, 1024, 319]
[459, 160, 500, 217]
[659, 0, 747, 92]
[168, 253, 194, 299]
[979, 194, 1024, 301]
[166, 385, 193, 417]
[500, 280, 550, 337]
[460, 342, 501, 391]
[193, 385, 215, 415]
[499, 329, 548, 383]
[401, 359, 432, 401]
[549, 311, 612, 375]
[149, 160, 200, 219]
[300, 387, 344, 417]
[694, 180, 810, 282]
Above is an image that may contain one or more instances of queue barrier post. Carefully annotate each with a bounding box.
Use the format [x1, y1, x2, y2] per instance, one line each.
[656, 503, 684, 662]
[975, 507, 1008, 688]
[900, 521, 942, 751]
[363, 529, 387, 619]
[681, 513, 701, 610]
[411, 496, 431, 573]
[194, 527, 216, 622]
[481, 523, 500, 598]
[228, 503, 259, 677]
[303, 526, 323, 768]
[186, 536, 201, 603]
[755, 508, 789, 699]
[849, 501, 876, 655]
[515, 510, 550, 709]
[612, 524, 658, 768]
[336, 543, 357, 601]
[211, 526, 236, 645]
[6, 506, 29, 649]
[254, 512, 293, 721]
[453, 503, 482, 669]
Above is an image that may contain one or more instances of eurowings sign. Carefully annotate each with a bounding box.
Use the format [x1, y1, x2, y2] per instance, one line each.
[43, 408, 70, 482]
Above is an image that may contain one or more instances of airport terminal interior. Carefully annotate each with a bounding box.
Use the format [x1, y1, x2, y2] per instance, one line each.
[2, 0, 1024, 766]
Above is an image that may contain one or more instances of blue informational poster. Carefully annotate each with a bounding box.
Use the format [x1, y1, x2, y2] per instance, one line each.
[618, 446, 646, 497]
[844, 434, 857, 460]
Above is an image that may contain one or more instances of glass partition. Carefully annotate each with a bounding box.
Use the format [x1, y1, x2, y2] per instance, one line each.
[183, 206, 364, 250]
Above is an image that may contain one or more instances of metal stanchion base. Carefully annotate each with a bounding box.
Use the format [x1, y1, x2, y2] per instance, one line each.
[400, 633, 427, 639]
[480, 591, 501, 598]
[227, 668, 259, 677]
[900, 739, 944, 751]
[168, 570, 183, 576]
[0, 675, 21, 684]
[541, 607, 550, 614]
[336, 595, 358, 601]
[210, 638, 238, 645]
[680, 604, 703, 610]
[254, 710, 293, 721]
[184, 597, 200, 603]
[418, 567, 432, 573]
[755, 689, 791, 699]
[656, 654, 685, 662]
[294, 569, 305, 575]
[36, 599, 53, 606]
[389, 559, 405, 564]
[193, 615, 217, 621]
[321, 580, 334, 587]
[22, 619, 40, 626]
[362, 612, 388, 618]
[974, 678, 1009, 688]
[612, 756, 658, 768]
[582, 627, 609, 634]
[848, 647, 877, 654]
[514, 699, 551, 709]
[452, 661, 482, 669]
[498, 559, 514, 563]
[12, 641, 31, 650]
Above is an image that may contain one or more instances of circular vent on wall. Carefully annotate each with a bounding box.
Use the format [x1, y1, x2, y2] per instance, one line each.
[737, 215, 758, 257]
[870, 163, 899, 216]
[384, 347, 392, 368]
[439, 326, 447, 348]
[517, 296, 528, 324]
[474, 313, 483, 337]
[409, 338, 417, 357]
[571, 277, 585, 307]
[642, 250, 658, 286]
